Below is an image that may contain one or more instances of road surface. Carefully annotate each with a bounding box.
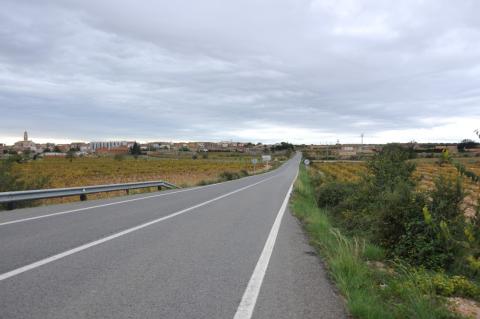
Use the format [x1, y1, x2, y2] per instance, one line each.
[0, 154, 346, 319]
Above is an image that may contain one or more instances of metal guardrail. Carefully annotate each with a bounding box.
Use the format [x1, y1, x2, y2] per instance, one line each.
[0, 181, 179, 207]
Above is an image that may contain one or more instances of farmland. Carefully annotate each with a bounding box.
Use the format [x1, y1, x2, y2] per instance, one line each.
[312, 158, 480, 211]
[6, 152, 283, 205]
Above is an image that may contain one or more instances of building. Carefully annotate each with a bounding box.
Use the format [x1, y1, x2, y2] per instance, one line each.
[146, 142, 171, 151]
[172, 142, 189, 150]
[13, 130, 38, 153]
[202, 142, 222, 152]
[55, 144, 71, 153]
[70, 142, 89, 152]
[337, 145, 358, 157]
[89, 141, 135, 152]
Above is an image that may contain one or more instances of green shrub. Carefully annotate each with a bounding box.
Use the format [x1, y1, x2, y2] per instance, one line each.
[292, 167, 455, 318]
[197, 179, 210, 186]
[411, 269, 480, 300]
[317, 181, 355, 208]
[313, 145, 473, 273]
[219, 171, 237, 181]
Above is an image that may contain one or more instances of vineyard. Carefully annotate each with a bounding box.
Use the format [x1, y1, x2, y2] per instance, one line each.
[311, 161, 366, 182]
[311, 158, 480, 213]
[8, 155, 271, 204]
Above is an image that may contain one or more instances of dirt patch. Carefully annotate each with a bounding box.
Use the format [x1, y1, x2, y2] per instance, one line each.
[448, 297, 480, 319]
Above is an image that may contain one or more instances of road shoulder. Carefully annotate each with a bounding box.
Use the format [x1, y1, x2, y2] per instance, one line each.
[252, 209, 347, 319]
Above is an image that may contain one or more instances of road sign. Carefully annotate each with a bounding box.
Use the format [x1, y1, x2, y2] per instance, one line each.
[304, 159, 310, 166]
[261, 155, 271, 162]
[251, 158, 258, 173]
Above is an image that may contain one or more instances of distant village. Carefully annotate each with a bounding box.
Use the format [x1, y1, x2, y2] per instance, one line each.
[1, 131, 479, 160]
[303, 141, 480, 160]
[0, 131, 275, 158]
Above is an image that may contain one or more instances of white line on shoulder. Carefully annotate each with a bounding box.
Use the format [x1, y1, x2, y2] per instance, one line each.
[233, 170, 298, 319]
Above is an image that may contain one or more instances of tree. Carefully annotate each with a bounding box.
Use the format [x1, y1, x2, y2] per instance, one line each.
[270, 142, 295, 152]
[458, 139, 478, 152]
[129, 142, 142, 158]
[66, 150, 76, 162]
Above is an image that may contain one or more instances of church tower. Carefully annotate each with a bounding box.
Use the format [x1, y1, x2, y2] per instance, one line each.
[24, 130, 28, 141]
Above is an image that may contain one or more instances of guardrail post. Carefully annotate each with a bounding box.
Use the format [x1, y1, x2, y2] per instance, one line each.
[80, 194, 87, 201]
[126, 189, 130, 195]
[7, 202, 16, 210]
[157, 186, 162, 191]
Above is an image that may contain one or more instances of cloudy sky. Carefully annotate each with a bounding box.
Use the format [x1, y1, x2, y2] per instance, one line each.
[1, 0, 479, 145]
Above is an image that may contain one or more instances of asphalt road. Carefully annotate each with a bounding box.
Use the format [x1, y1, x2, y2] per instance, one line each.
[0, 153, 346, 319]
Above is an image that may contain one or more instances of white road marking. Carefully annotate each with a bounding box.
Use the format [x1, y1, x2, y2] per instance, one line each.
[233, 170, 298, 319]
[0, 171, 278, 227]
[0, 188, 193, 227]
[0, 174, 278, 282]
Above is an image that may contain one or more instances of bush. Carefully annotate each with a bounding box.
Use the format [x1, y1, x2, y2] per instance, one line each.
[395, 176, 466, 270]
[412, 270, 480, 300]
[219, 171, 237, 181]
[197, 179, 210, 186]
[313, 144, 473, 272]
[317, 181, 355, 208]
[292, 167, 455, 318]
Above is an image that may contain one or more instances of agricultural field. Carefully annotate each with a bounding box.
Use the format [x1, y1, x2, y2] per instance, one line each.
[311, 158, 480, 213]
[311, 161, 366, 182]
[6, 153, 283, 205]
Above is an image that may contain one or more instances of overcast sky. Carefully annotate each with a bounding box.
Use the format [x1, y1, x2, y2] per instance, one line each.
[1, 0, 479, 145]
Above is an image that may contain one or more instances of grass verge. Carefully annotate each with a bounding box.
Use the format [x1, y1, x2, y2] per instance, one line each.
[290, 165, 459, 319]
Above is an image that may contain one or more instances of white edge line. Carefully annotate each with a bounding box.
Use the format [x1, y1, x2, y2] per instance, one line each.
[0, 169, 281, 227]
[233, 169, 298, 319]
[0, 174, 278, 282]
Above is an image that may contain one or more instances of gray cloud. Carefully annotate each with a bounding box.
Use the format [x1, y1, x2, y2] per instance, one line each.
[1, 0, 480, 144]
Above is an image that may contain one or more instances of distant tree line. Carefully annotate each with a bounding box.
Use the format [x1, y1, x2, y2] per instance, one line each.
[457, 139, 479, 152]
[270, 142, 294, 152]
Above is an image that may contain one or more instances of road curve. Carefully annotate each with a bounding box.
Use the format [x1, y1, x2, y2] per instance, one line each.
[0, 153, 346, 319]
